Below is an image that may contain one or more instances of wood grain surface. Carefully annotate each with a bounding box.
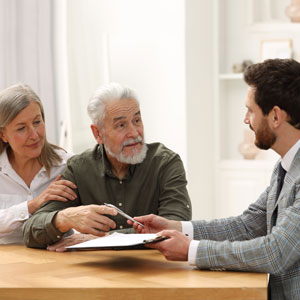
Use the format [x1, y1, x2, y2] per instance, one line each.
[0, 245, 268, 300]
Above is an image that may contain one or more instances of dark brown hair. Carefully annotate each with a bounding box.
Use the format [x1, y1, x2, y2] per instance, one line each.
[244, 58, 300, 129]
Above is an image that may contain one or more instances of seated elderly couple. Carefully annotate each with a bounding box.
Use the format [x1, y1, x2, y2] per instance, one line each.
[0, 82, 192, 250]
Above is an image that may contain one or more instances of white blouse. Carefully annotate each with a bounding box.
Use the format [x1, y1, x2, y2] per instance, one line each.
[0, 148, 72, 244]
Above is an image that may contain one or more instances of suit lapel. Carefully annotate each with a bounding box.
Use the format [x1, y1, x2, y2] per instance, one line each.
[269, 148, 300, 231]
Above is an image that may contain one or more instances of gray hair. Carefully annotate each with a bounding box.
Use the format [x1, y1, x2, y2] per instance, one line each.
[0, 83, 62, 175]
[0, 83, 45, 130]
[87, 82, 139, 127]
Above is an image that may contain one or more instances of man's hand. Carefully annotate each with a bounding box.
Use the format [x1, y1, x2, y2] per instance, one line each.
[28, 175, 77, 214]
[147, 230, 191, 261]
[54, 204, 117, 236]
[47, 233, 99, 252]
[127, 214, 182, 233]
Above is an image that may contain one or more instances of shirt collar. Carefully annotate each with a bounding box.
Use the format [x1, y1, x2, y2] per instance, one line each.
[0, 147, 71, 173]
[0, 146, 47, 175]
[97, 144, 136, 179]
[281, 138, 300, 172]
[0, 147, 11, 172]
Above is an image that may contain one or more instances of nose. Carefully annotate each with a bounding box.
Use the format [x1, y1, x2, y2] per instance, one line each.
[126, 123, 139, 138]
[28, 126, 39, 140]
[244, 112, 250, 125]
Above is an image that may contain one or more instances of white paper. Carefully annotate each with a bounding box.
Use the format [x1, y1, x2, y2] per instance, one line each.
[67, 232, 158, 250]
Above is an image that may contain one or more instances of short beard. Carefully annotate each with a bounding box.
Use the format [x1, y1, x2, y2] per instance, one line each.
[253, 118, 276, 150]
[104, 137, 148, 164]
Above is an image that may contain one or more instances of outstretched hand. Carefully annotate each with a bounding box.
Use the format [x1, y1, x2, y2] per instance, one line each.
[127, 214, 182, 233]
[146, 230, 191, 261]
[54, 204, 117, 236]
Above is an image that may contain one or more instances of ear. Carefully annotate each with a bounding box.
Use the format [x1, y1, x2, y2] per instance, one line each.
[0, 129, 8, 143]
[90, 124, 104, 144]
[269, 106, 285, 129]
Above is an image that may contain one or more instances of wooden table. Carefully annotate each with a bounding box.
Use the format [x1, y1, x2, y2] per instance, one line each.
[0, 245, 268, 300]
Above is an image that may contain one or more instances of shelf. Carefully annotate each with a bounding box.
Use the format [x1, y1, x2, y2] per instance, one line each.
[218, 159, 276, 171]
[219, 73, 243, 80]
[248, 22, 300, 33]
[213, 0, 289, 218]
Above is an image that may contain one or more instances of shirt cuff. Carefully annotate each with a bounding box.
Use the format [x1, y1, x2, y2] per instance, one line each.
[181, 221, 194, 239]
[18, 200, 30, 220]
[188, 240, 200, 266]
[45, 211, 66, 241]
[26, 193, 39, 217]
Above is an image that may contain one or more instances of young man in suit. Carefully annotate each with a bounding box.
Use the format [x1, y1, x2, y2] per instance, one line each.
[130, 59, 300, 300]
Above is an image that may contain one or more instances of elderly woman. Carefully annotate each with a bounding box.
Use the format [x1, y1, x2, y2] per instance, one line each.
[0, 83, 77, 244]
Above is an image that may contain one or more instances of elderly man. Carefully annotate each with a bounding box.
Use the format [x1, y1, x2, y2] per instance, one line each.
[23, 83, 191, 249]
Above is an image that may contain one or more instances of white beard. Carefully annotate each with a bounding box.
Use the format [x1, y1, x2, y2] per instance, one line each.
[104, 136, 148, 164]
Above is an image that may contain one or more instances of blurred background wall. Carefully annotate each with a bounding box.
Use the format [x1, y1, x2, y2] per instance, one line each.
[1, 0, 297, 220]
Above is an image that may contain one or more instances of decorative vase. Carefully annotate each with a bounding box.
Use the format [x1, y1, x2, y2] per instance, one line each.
[286, 0, 300, 22]
[238, 129, 260, 160]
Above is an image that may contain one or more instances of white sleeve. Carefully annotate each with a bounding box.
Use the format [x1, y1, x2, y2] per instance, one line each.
[181, 221, 194, 238]
[181, 221, 199, 266]
[188, 240, 200, 266]
[0, 196, 30, 237]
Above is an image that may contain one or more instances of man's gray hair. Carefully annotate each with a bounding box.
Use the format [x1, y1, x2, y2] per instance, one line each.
[87, 82, 139, 127]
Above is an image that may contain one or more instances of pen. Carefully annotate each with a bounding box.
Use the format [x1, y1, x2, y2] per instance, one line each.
[143, 235, 169, 243]
[104, 203, 144, 227]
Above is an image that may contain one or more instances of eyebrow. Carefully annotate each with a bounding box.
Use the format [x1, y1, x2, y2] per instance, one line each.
[14, 114, 42, 126]
[113, 111, 141, 123]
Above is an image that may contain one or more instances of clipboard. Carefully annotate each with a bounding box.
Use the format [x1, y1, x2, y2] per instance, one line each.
[66, 233, 169, 251]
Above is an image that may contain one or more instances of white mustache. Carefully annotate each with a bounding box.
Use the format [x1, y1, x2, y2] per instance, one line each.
[121, 136, 143, 149]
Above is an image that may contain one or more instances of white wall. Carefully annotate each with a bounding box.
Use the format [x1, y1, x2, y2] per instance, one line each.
[185, 0, 214, 219]
[65, 0, 187, 168]
[53, 0, 72, 150]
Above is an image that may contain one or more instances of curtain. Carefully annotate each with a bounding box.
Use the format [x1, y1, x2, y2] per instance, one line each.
[0, 0, 57, 143]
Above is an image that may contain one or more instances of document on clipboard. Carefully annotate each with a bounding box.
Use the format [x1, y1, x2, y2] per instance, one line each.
[66, 232, 169, 251]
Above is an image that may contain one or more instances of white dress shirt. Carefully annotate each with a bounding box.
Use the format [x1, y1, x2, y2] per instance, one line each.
[182, 138, 300, 266]
[0, 148, 72, 244]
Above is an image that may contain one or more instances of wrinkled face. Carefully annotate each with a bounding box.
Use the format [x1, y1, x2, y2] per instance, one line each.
[100, 98, 147, 164]
[0, 102, 45, 160]
[244, 87, 276, 150]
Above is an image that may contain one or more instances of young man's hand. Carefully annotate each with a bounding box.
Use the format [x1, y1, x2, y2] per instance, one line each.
[128, 214, 182, 233]
[147, 230, 191, 261]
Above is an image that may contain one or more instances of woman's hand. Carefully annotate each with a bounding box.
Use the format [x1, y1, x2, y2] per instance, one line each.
[28, 175, 77, 214]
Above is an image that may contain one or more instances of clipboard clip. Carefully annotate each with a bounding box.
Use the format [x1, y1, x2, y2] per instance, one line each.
[143, 235, 169, 244]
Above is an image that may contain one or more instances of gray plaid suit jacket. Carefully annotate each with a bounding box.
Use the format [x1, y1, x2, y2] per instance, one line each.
[192, 148, 300, 300]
